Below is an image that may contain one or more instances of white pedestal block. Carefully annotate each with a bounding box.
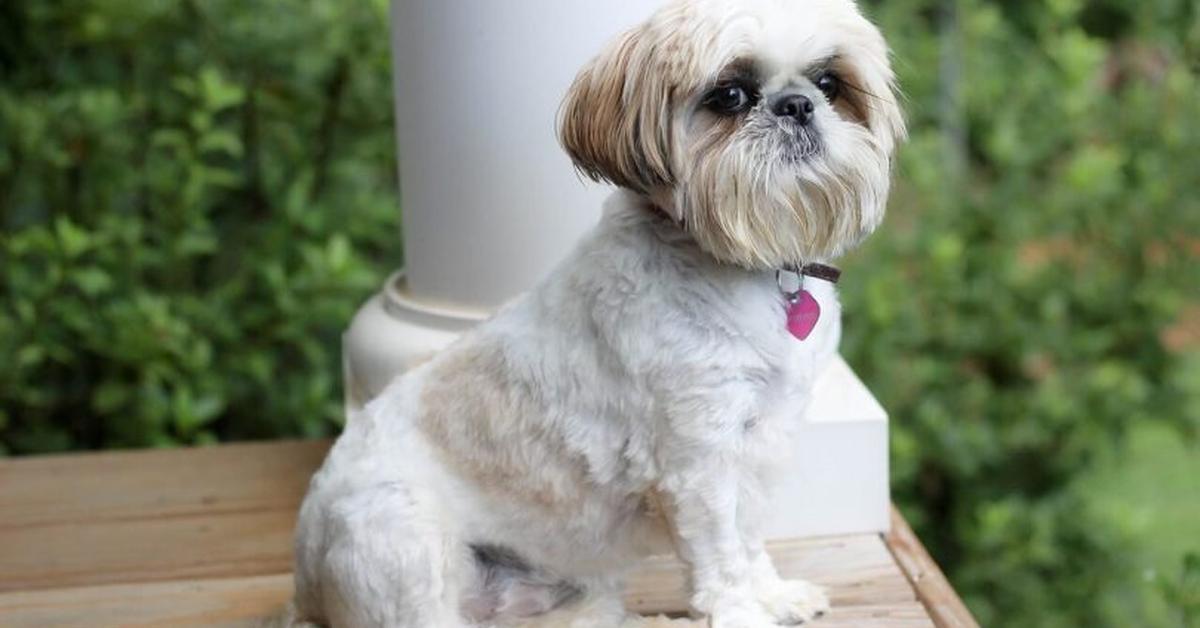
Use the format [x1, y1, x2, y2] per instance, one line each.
[762, 357, 891, 538]
[342, 278, 891, 538]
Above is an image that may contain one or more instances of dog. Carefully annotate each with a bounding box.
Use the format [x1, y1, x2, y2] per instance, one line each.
[291, 0, 904, 626]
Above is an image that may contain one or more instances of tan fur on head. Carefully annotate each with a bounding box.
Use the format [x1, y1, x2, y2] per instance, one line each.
[558, 25, 676, 193]
[559, 0, 907, 269]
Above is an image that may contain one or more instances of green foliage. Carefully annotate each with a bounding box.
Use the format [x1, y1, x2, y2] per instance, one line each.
[0, 0, 400, 451]
[846, 0, 1200, 625]
[1160, 554, 1200, 628]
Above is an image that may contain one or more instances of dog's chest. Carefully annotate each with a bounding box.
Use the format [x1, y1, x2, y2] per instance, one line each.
[740, 283, 838, 434]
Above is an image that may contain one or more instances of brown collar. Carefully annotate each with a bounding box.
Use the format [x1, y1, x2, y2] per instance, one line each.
[798, 263, 841, 284]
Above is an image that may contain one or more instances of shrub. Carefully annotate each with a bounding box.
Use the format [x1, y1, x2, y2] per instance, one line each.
[847, 0, 1200, 625]
[0, 0, 400, 451]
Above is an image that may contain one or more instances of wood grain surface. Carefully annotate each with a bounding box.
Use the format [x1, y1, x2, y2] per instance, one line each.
[0, 440, 968, 627]
[885, 506, 980, 628]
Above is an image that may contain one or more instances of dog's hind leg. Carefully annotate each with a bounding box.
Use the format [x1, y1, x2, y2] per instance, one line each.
[307, 482, 467, 628]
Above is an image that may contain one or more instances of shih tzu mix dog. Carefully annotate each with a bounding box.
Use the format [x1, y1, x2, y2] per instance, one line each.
[291, 0, 904, 626]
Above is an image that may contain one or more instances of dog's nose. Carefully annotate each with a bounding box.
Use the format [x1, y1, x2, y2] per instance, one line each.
[772, 93, 815, 125]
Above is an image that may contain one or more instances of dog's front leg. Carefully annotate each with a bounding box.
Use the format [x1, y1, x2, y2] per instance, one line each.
[743, 533, 830, 625]
[659, 461, 779, 628]
[731, 482, 829, 625]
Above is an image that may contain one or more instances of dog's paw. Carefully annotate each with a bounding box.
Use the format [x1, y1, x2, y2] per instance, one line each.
[755, 579, 829, 625]
[708, 604, 781, 628]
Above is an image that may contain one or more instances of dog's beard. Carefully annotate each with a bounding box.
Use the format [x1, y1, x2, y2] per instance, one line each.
[677, 119, 891, 269]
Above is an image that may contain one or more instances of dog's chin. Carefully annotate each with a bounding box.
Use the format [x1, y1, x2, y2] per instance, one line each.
[677, 132, 891, 269]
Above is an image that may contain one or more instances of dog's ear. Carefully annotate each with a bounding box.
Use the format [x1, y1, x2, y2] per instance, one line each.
[558, 26, 675, 193]
[845, 26, 908, 161]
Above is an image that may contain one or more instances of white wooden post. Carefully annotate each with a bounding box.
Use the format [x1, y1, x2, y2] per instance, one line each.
[344, 0, 891, 539]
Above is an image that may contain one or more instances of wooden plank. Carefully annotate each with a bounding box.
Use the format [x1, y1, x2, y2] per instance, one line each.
[0, 441, 949, 627]
[0, 509, 296, 593]
[0, 532, 921, 623]
[0, 575, 932, 628]
[819, 603, 936, 628]
[640, 604, 936, 628]
[0, 504, 910, 606]
[0, 440, 329, 529]
[0, 440, 329, 593]
[626, 535, 916, 615]
[884, 506, 979, 628]
[0, 440, 913, 607]
[0, 574, 293, 628]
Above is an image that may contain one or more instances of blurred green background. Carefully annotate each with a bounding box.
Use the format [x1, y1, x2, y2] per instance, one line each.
[1, 0, 1197, 626]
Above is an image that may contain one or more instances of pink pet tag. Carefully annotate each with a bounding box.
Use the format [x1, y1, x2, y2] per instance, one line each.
[785, 290, 821, 341]
[779, 264, 840, 342]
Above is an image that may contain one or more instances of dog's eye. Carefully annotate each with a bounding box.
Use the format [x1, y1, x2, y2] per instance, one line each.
[816, 72, 841, 101]
[703, 83, 756, 115]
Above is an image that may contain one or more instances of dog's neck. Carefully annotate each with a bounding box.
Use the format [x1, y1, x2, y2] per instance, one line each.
[642, 188, 683, 227]
[634, 190, 841, 285]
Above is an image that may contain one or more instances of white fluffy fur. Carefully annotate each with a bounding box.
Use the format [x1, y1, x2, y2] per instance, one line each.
[292, 1, 903, 626]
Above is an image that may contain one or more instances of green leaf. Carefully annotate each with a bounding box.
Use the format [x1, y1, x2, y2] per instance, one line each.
[197, 67, 245, 111]
[198, 130, 244, 158]
[54, 218, 91, 258]
[73, 267, 113, 296]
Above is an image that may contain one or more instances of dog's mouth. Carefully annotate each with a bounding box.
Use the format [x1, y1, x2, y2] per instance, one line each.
[780, 126, 823, 163]
[741, 114, 825, 164]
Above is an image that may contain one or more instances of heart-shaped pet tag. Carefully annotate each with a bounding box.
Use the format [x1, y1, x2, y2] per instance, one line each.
[786, 290, 821, 341]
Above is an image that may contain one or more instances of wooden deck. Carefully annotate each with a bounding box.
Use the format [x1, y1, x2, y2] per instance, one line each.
[0, 440, 977, 627]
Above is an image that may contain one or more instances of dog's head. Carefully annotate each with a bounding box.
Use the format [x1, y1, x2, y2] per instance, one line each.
[560, 0, 905, 269]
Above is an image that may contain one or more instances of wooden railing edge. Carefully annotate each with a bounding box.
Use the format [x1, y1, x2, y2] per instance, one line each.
[883, 505, 981, 628]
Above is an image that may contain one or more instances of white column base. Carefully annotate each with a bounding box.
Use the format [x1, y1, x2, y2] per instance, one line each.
[342, 276, 890, 538]
[342, 272, 486, 411]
